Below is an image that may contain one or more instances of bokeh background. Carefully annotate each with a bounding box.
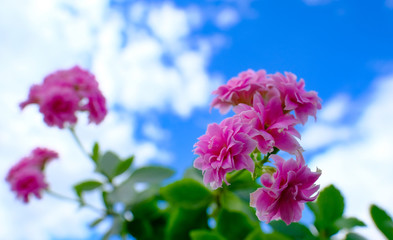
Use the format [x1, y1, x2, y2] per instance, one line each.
[1, 0, 393, 239]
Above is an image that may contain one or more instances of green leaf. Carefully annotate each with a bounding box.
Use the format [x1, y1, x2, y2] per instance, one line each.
[335, 217, 366, 230]
[114, 155, 134, 176]
[269, 220, 316, 240]
[161, 178, 213, 209]
[345, 232, 368, 240]
[370, 204, 393, 240]
[245, 229, 292, 240]
[89, 217, 105, 228]
[91, 142, 100, 164]
[190, 230, 226, 240]
[165, 207, 208, 240]
[129, 166, 175, 184]
[107, 166, 174, 205]
[183, 167, 203, 184]
[73, 180, 102, 200]
[102, 216, 124, 240]
[219, 190, 257, 221]
[317, 185, 345, 223]
[97, 151, 121, 180]
[313, 184, 344, 237]
[216, 209, 257, 240]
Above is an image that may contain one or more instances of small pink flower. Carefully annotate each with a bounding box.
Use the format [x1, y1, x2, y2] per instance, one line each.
[270, 72, 321, 125]
[9, 168, 48, 203]
[193, 116, 257, 189]
[211, 69, 275, 114]
[234, 95, 301, 154]
[20, 66, 107, 128]
[250, 154, 321, 225]
[6, 147, 58, 203]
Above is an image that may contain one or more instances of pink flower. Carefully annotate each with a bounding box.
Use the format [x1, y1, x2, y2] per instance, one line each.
[211, 69, 277, 114]
[8, 168, 48, 203]
[234, 95, 301, 154]
[20, 66, 107, 128]
[270, 72, 321, 125]
[39, 87, 80, 128]
[250, 154, 321, 225]
[193, 116, 257, 189]
[6, 147, 58, 203]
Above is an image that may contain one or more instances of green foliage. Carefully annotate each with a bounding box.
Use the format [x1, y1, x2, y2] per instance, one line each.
[245, 229, 292, 240]
[345, 232, 368, 240]
[73, 180, 102, 204]
[216, 209, 257, 240]
[165, 207, 209, 240]
[308, 184, 345, 238]
[91, 142, 100, 164]
[161, 178, 212, 209]
[370, 204, 393, 239]
[97, 151, 122, 180]
[190, 229, 225, 240]
[269, 221, 316, 240]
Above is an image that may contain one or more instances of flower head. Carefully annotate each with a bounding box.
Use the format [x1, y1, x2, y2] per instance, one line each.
[250, 154, 321, 225]
[6, 147, 58, 203]
[20, 66, 107, 128]
[193, 116, 257, 189]
[211, 69, 274, 114]
[234, 95, 301, 154]
[270, 72, 321, 125]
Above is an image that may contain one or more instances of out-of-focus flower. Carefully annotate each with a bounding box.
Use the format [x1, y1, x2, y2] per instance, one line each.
[8, 168, 48, 203]
[250, 154, 321, 225]
[20, 66, 107, 128]
[193, 116, 257, 189]
[6, 147, 58, 203]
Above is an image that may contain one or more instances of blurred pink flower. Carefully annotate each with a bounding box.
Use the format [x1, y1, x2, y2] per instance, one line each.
[6, 147, 58, 203]
[20, 66, 107, 128]
[234, 95, 301, 154]
[8, 168, 48, 203]
[193, 116, 257, 189]
[250, 154, 321, 225]
[270, 72, 321, 125]
[211, 69, 276, 114]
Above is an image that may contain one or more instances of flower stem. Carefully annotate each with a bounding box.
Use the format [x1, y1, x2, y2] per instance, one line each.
[68, 127, 90, 159]
[45, 189, 106, 214]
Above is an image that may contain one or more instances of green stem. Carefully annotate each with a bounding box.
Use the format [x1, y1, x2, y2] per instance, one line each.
[226, 169, 246, 183]
[45, 189, 106, 214]
[68, 127, 90, 159]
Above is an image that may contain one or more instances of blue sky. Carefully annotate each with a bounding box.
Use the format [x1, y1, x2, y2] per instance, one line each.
[1, 0, 393, 239]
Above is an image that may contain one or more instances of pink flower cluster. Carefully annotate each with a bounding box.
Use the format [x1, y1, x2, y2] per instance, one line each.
[20, 66, 107, 128]
[6, 148, 58, 203]
[250, 154, 321, 224]
[194, 69, 321, 224]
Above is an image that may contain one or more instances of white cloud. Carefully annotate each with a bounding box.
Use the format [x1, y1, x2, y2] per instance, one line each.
[307, 74, 393, 239]
[215, 7, 240, 29]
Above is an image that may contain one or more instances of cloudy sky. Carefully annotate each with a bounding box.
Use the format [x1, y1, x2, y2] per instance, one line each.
[1, 0, 393, 239]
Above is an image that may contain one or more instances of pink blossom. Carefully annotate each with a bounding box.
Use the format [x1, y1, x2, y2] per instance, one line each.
[270, 72, 321, 125]
[8, 168, 48, 203]
[20, 66, 107, 128]
[211, 69, 276, 114]
[6, 147, 58, 203]
[39, 87, 80, 128]
[250, 154, 321, 225]
[234, 95, 301, 154]
[193, 116, 257, 189]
